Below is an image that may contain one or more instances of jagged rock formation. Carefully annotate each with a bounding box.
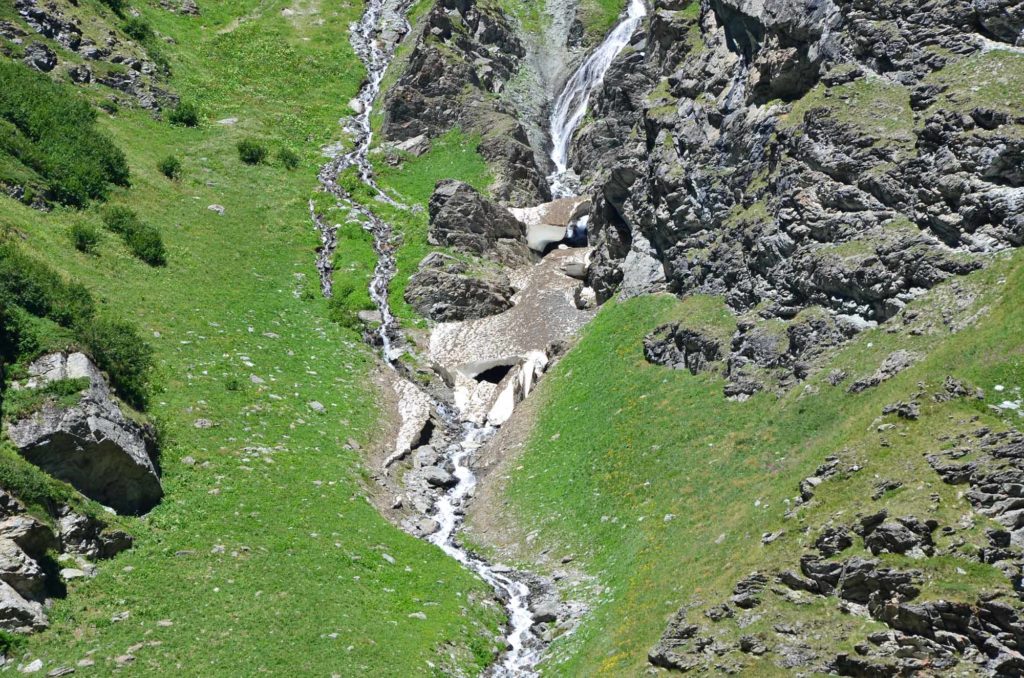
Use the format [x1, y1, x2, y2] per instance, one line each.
[380, 0, 550, 203]
[404, 252, 516, 321]
[575, 0, 1023, 319]
[428, 179, 534, 265]
[6, 352, 163, 515]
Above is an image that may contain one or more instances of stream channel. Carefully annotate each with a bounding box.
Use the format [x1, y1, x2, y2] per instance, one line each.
[313, 0, 646, 672]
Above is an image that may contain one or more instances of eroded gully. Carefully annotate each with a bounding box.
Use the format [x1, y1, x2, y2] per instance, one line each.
[312, 0, 646, 673]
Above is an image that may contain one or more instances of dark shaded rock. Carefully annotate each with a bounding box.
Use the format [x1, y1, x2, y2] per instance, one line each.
[427, 180, 531, 265]
[830, 653, 899, 677]
[56, 507, 133, 559]
[731, 571, 768, 608]
[861, 517, 936, 556]
[815, 526, 853, 557]
[705, 603, 733, 621]
[882, 401, 920, 420]
[644, 323, 725, 374]
[23, 42, 56, 72]
[404, 253, 515, 321]
[7, 353, 163, 515]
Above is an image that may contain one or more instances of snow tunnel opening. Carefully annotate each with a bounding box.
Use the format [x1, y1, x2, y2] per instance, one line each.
[474, 363, 515, 384]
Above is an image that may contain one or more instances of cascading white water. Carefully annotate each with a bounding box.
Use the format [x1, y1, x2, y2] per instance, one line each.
[548, 0, 647, 196]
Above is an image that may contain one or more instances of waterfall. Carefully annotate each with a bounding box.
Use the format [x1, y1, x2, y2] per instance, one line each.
[548, 0, 647, 196]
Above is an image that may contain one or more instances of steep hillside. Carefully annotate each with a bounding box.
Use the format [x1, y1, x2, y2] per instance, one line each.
[1, 0, 1023, 673]
[0, 0, 505, 674]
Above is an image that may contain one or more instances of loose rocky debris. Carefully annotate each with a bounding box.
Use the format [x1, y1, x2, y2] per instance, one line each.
[651, 378, 1024, 675]
[849, 350, 922, 394]
[6, 352, 163, 515]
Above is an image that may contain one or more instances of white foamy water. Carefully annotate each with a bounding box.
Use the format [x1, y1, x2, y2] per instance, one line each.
[548, 0, 647, 195]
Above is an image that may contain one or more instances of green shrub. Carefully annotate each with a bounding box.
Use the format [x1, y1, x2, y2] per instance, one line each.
[125, 223, 166, 266]
[78, 316, 153, 409]
[0, 442, 77, 512]
[0, 242, 96, 328]
[122, 18, 154, 42]
[98, 0, 125, 16]
[99, 99, 119, 115]
[69, 221, 100, 253]
[278, 148, 300, 170]
[0, 62, 129, 206]
[157, 155, 181, 180]
[167, 101, 199, 127]
[237, 138, 267, 165]
[100, 206, 167, 266]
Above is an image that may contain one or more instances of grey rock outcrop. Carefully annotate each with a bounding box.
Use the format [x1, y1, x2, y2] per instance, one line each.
[380, 0, 549, 203]
[643, 323, 724, 374]
[428, 180, 533, 265]
[23, 42, 56, 71]
[404, 253, 515, 321]
[571, 0, 1022, 338]
[6, 352, 162, 515]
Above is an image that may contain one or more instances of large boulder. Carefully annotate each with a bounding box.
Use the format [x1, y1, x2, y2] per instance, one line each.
[404, 253, 515, 322]
[428, 180, 533, 266]
[6, 352, 162, 515]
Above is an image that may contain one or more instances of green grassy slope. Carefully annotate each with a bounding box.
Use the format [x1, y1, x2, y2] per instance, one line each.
[0, 0, 503, 674]
[494, 250, 1024, 675]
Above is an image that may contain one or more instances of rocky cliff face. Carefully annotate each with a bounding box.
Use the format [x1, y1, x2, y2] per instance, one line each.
[381, 0, 552, 203]
[576, 0, 1023, 320]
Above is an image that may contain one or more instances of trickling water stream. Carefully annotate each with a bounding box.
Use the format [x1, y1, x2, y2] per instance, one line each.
[314, 0, 648, 673]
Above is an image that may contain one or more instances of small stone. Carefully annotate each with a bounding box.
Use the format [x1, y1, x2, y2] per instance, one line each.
[181, 456, 196, 466]
[60, 568, 87, 580]
[20, 659, 43, 674]
[308, 401, 325, 413]
[408, 611, 427, 620]
[111, 610, 130, 622]
[193, 418, 214, 429]
[208, 204, 225, 215]
[114, 655, 134, 667]
[382, 553, 396, 564]
[75, 659, 94, 668]
[346, 437, 361, 450]
[47, 667, 74, 677]
[156, 619, 173, 627]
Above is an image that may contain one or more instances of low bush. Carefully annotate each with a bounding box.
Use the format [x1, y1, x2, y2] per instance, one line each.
[125, 223, 166, 266]
[0, 62, 129, 206]
[278, 148, 300, 170]
[0, 442, 78, 511]
[167, 101, 199, 127]
[237, 138, 267, 165]
[100, 206, 167, 266]
[122, 18, 154, 42]
[0, 242, 96, 327]
[157, 155, 181, 180]
[78, 316, 153, 409]
[98, 99, 119, 116]
[69, 221, 100, 253]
